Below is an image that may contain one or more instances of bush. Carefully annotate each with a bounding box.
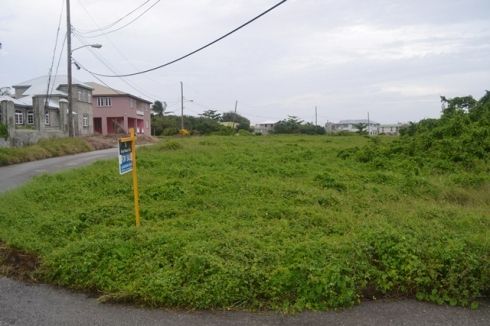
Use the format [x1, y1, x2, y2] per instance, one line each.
[0, 122, 8, 140]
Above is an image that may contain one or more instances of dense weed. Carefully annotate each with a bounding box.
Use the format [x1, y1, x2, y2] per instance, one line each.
[0, 134, 488, 311]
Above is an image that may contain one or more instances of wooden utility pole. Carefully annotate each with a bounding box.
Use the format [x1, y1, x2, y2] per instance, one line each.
[66, 0, 73, 137]
[315, 106, 318, 126]
[180, 81, 184, 130]
[367, 112, 370, 135]
[234, 100, 238, 129]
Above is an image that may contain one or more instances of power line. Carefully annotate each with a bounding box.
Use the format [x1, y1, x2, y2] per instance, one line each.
[79, 0, 161, 38]
[73, 27, 162, 99]
[77, 0, 153, 34]
[72, 1, 165, 100]
[50, 33, 67, 96]
[44, 0, 65, 109]
[73, 32, 155, 101]
[79, 0, 288, 77]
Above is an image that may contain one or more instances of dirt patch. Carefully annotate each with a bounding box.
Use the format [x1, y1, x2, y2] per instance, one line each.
[0, 241, 40, 282]
[84, 135, 158, 150]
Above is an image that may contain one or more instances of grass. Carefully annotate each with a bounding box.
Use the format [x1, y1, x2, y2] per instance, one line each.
[0, 135, 488, 311]
[0, 137, 94, 166]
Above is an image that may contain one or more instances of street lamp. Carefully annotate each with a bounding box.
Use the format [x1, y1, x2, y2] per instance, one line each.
[72, 44, 102, 52]
[67, 43, 102, 137]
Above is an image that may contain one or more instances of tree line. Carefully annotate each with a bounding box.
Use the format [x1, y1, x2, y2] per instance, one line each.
[151, 100, 327, 136]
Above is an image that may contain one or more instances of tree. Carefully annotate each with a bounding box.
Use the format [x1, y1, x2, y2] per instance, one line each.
[353, 122, 368, 134]
[200, 109, 222, 121]
[273, 116, 303, 134]
[152, 100, 168, 117]
[222, 111, 251, 131]
[300, 122, 326, 135]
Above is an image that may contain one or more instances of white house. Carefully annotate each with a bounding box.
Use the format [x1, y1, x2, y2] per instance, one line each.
[378, 123, 404, 135]
[327, 119, 380, 135]
[254, 121, 277, 135]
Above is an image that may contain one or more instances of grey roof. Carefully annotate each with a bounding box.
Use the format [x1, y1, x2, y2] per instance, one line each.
[0, 95, 30, 107]
[13, 75, 92, 94]
[338, 119, 379, 124]
[11, 75, 91, 109]
[0, 95, 61, 109]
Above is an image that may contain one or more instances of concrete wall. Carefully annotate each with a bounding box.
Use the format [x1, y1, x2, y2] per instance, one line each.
[9, 129, 65, 147]
[1, 99, 67, 147]
[58, 85, 93, 136]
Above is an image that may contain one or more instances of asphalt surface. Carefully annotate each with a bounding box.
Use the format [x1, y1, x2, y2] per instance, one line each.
[0, 147, 118, 193]
[1, 149, 489, 325]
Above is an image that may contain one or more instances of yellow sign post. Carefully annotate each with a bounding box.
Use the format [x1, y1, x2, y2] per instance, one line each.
[118, 128, 141, 227]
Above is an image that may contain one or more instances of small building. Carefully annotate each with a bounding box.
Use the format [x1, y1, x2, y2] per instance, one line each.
[0, 75, 93, 146]
[378, 123, 404, 135]
[219, 121, 238, 129]
[254, 121, 277, 135]
[326, 119, 380, 135]
[88, 82, 152, 135]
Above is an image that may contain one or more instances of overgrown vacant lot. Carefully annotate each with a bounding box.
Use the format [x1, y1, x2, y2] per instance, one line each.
[0, 135, 488, 311]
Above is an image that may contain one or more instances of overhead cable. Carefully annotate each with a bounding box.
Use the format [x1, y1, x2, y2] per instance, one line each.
[80, 0, 161, 38]
[44, 0, 65, 108]
[79, 0, 288, 77]
[77, 0, 153, 34]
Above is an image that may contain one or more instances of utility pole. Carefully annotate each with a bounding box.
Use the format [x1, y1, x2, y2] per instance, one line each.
[234, 100, 238, 129]
[180, 81, 184, 130]
[315, 106, 318, 126]
[66, 0, 73, 137]
[367, 112, 370, 136]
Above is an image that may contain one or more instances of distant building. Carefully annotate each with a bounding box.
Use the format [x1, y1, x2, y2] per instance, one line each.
[378, 123, 404, 135]
[0, 75, 93, 147]
[327, 119, 380, 135]
[254, 121, 277, 135]
[325, 119, 406, 135]
[87, 82, 152, 135]
[220, 121, 238, 129]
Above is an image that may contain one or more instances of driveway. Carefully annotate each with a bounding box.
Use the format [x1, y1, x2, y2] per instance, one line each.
[0, 149, 489, 325]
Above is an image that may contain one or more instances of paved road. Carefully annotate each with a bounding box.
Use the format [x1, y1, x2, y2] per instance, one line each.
[1, 278, 488, 326]
[1, 150, 489, 325]
[0, 148, 117, 193]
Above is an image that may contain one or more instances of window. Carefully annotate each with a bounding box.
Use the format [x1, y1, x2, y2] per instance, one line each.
[45, 112, 50, 125]
[83, 114, 89, 128]
[15, 111, 23, 125]
[97, 97, 112, 107]
[77, 89, 91, 103]
[27, 112, 34, 124]
[129, 98, 136, 108]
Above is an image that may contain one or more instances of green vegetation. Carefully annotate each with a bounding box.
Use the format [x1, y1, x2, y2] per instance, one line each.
[0, 132, 488, 311]
[338, 92, 490, 174]
[273, 116, 325, 135]
[151, 111, 251, 136]
[0, 137, 94, 166]
[0, 122, 8, 140]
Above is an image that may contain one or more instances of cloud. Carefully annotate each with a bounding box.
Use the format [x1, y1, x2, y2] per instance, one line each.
[273, 21, 490, 74]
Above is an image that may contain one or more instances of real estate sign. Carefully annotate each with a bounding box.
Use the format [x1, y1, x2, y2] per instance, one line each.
[118, 140, 133, 175]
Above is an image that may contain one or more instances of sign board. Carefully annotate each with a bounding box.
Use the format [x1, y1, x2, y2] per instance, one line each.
[118, 139, 133, 175]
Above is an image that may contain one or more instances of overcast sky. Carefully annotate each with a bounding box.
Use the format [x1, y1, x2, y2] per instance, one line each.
[1, 0, 490, 124]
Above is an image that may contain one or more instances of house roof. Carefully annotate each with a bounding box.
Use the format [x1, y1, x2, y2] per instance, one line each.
[86, 82, 152, 104]
[255, 121, 278, 125]
[13, 75, 92, 96]
[338, 119, 379, 124]
[0, 95, 62, 109]
[0, 95, 30, 107]
[11, 75, 92, 109]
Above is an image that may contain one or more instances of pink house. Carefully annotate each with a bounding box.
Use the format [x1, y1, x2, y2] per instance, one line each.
[87, 82, 152, 135]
